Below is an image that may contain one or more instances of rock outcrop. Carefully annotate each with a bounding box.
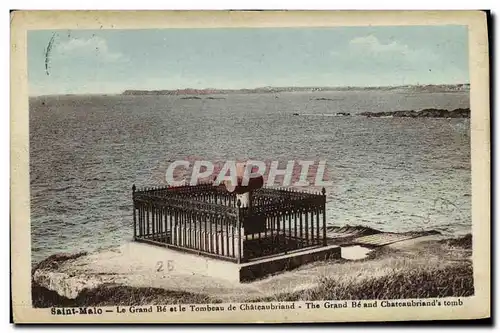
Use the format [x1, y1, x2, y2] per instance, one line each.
[360, 108, 470, 118]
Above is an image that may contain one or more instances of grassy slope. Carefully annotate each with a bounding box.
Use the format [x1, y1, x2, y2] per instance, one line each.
[32, 235, 473, 307]
[254, 235, 473, 302]
[255, 262, 473, 302]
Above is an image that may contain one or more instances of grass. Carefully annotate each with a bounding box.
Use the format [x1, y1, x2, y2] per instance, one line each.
[440, 233, 472, 249]
[253, 261, 473, 302]
[252, 234, 474, 302]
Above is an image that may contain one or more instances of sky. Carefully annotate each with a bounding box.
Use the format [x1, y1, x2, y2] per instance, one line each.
[27, 26, 469, 96]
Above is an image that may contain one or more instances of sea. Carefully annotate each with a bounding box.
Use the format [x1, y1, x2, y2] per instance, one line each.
[29, 90, 471, 264]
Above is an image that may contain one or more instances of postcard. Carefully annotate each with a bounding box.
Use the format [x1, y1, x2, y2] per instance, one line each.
[10, 10, 490, 323]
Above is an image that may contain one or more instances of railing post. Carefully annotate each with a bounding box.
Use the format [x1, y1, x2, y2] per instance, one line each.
[237, 199, 242, 263]
[322, 187, 327, 246]
[132, 184, 137, 240]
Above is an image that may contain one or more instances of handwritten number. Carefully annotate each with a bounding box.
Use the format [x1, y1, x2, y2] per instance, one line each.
[167, 260, 174, 272]
[156, 260, 174, 272]
[156, 261, 164, 272]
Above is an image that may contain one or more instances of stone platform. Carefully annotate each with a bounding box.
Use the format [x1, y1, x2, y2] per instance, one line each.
[32, 241, 340, 300]
[122, 242, 340, 283]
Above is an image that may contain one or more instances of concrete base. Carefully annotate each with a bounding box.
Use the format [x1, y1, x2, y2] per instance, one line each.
[149, 242, 341, 282]
[239, 245, 341, 282]
[128, 241, 341, 283]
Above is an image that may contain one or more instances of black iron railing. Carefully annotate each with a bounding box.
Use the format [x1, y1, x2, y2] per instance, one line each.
[132, 182, 327, 263]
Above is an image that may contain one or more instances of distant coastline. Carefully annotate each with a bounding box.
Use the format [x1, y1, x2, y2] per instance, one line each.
[121, 84, 470, 96]
[29, 84, 470, 98]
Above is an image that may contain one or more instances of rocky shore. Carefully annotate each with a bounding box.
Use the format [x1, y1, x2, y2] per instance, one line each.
[31, 228, 473, 308]
[360, 108, 470, 118]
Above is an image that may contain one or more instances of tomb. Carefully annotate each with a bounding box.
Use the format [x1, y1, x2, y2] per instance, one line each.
[132, 164, 340, 282]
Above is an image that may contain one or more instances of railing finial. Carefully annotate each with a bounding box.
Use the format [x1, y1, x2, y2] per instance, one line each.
[132, 184, 136, 193]
[321, 187, 326, 195]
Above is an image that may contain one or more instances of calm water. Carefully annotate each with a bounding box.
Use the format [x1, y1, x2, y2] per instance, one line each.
[29, 91, 471, 264]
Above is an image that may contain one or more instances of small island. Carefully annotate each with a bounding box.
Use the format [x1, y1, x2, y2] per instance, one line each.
[360, 108, 470, 118]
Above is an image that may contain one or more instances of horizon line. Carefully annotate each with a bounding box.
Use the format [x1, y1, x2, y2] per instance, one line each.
[29, 82, 470, 98]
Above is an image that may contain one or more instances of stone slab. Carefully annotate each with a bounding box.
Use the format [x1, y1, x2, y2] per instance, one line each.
[352, 232, 441, 247]
[239, 245, 341, 282]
